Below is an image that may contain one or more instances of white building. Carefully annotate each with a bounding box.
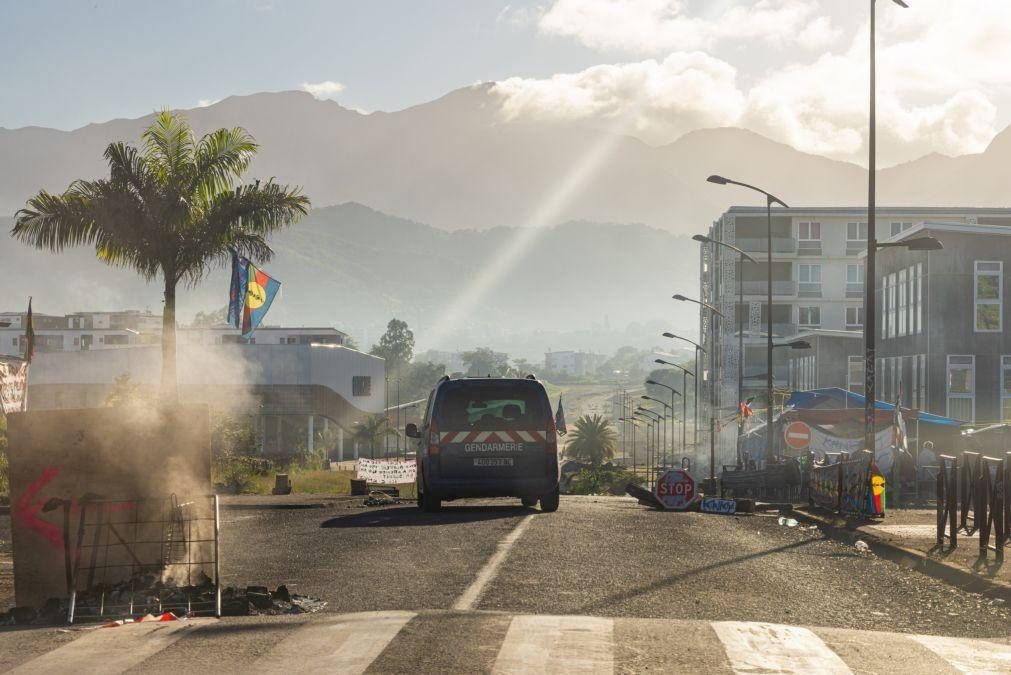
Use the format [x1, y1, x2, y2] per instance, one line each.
[545, 350, 604, 377]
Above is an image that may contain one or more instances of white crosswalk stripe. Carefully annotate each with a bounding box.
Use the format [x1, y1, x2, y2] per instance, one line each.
[711, 621, 852, 674]
[5, 611, 1010, 674]
[910, 634, 1011, 675]
[493, 615, 614, 674]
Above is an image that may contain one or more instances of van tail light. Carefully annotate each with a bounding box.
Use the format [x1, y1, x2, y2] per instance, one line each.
[546, 416, 558, 456]
[428, 420, 440, 456]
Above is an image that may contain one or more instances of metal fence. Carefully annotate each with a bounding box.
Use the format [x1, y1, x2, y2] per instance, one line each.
[809, 450, 885, 518]
[62, 494, 221, 624]
[936, 452, 1009, 560]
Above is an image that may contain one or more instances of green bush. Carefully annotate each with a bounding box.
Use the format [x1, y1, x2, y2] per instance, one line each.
[568, 465, 635, 495]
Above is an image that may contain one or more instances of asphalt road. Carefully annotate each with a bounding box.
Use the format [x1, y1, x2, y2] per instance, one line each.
[2, 496, 1010, 672]
[215, 496, 1011, 635]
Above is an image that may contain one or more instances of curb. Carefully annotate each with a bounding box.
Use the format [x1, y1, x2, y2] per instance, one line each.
[219, 495, 363, 511]
[788, 507, 1011, 603]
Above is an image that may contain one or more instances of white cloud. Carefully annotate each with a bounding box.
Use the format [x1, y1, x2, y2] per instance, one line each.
[301, 80, 345, 100]
[196, 98, 220, 108]
[538, 0, 841, 53]
[496, 0, 1011, 165]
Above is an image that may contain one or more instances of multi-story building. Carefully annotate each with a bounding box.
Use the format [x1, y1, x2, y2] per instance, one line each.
[700, 206, 1011, 465]
[544, 350, 605, 378]
[0, 310, 162, 357]
[177, 325, 347, 347]
[876, 221, 1011, 424]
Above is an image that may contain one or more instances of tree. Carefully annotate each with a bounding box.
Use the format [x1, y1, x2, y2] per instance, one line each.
[510, 358, 535, 378]
[565, 414, 617, 467]
[104, 373, 156, 407]
[370, 319, 414, 373]
[351, 414, 400, 458]
[462, 348, 509, 377]
[12, 111, 310, 401]
[400, 361, 447, 404]
[190, 305, 229, 327]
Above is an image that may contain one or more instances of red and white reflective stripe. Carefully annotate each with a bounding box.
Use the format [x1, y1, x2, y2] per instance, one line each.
[440, 430, 546, 443]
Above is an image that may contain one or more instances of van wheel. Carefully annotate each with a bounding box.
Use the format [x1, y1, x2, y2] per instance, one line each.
[539, 486, 560, 513]
[521, 497, 537, 507]
[421, 488, 442, 513]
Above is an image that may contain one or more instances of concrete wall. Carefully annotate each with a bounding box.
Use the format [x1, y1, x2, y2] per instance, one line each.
[6, 405, 211, 607]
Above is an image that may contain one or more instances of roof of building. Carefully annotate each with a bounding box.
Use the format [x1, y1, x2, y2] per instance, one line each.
[726, 206, 1011, 217]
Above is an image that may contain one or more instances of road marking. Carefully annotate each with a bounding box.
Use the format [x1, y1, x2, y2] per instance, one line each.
[712, 621, 852, 674]
[453, 514, 534, 611]
[492, 615, 614, 674]
[260, 610, 415, 674]
[11, 620, 206, 674]
[910, 634, 1011, 674]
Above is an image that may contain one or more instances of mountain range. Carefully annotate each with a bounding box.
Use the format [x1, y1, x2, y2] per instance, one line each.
[3, 86, 1010, 233]
[0, 203, 698, 359]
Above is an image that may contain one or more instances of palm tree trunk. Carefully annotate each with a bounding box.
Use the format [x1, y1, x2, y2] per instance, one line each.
[161, 274, 178, 402]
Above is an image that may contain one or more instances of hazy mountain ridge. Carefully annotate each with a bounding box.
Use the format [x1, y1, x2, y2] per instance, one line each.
[0, 203, 699, 356]
[3, 87, 1010, 233]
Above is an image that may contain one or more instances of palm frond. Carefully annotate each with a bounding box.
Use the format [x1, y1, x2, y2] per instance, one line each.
[12, 182, 101, 251]
[142, 110, 195, 186]
[192, 127, 258, 201]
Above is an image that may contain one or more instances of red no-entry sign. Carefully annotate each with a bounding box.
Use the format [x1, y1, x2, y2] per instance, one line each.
[655, 469, 697, 510]
[784, 421, 812, 449]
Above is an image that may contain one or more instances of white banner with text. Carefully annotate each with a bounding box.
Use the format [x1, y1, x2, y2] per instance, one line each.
[357, 458, 418, 485]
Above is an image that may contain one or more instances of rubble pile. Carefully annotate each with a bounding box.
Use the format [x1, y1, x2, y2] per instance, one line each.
[222, 584, 327, 616]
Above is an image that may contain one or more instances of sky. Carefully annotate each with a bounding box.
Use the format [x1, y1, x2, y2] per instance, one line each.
[3, 0, 1011, 167]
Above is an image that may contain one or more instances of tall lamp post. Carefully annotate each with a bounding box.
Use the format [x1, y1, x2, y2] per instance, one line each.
[660, 334, 705, 456]
[635, 408, 661, 484]
[632, 412, 654, 485]
[692, 234, 757, 463]
[642, 396, 673, 463]
[645, 378, 682, 452]
[619, 416, 638, 479]
[706, 175, 789, 465]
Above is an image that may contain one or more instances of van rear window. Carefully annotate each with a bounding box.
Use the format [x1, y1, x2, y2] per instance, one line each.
[436, 385, 547, 430]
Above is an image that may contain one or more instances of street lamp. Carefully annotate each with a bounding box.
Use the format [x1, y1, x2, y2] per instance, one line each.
[636, 408, 662, 484]
[641, 395, 672, 463]
[618, 416, 639, 479]
[645, 379, 683, 455]
[673, 294, 726, 319]
[659, 335, 705, 455]
[694, 233, 758, 465]
[706, 174, 789, 466]
[632, 411, 654, 485]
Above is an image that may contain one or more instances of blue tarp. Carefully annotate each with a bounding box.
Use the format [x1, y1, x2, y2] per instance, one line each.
[785, 387, 962, 427]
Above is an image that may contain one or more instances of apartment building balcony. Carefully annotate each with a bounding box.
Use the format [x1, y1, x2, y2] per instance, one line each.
[740, 280, 796, 296]
[846, 282, 864, 298]
[736, 237, 797, 254]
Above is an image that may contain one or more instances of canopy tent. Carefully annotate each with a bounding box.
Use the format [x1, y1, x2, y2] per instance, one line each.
[737, 388, 962, 468]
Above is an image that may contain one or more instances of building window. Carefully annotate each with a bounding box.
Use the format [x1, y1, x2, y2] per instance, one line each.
[886, 273, 898, 339]
[946, 355, 975, 421]
[797, 222, 821, 254]
[846, 264, 864, 298]
[846, 222, 868, 254]
[847, 222, 868, 241]
[1002, 356, 1011, 421]
[798, 306, 821, 328]
[917, 354, 926, 412]
[974, 261, 1002, 332]
[897, 268, 908, 337]
[890, 222, 913, 237]
[352, 376, 372, 397]
[798, 264, 822, 297]
[286, 337, 297, 344]
[915, 263, 924, 335]
[10, 338, 15, 347]
[845, 306, 864, 330]
[848, 356, 864, 395]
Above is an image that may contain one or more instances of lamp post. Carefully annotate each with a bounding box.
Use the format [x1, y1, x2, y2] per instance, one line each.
[633, 412, 653, 485]
[706, 175, 789, 466]
[642, 396, 673, 464]
[636, 408, 661, 484]
[619, 416, 638, 479]
[659, 335, 705, 456]
[693, 234, 757, 464]
[646, 379, 682, 453]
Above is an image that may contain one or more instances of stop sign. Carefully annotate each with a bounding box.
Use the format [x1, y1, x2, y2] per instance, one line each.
[655, 469, 698, 510]
[784, 421, 812, 450]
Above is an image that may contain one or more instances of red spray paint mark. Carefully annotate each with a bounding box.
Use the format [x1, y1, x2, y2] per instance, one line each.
[14, 466, 64, 550]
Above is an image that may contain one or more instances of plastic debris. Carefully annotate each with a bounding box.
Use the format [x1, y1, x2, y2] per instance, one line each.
[777, 516, 799, 527]
[855, 540, 871, 553]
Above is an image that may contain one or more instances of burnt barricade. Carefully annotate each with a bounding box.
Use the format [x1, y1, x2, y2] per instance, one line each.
[65, 494, 221, 623]
[809, 450, 885, 519]
[936, 451, 1009, 560]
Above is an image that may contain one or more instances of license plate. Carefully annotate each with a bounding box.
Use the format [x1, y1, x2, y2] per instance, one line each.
[474, 458, 513, 467]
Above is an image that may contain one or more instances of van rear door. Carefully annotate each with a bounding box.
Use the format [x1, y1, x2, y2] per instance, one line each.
[434, 381, 551, 480]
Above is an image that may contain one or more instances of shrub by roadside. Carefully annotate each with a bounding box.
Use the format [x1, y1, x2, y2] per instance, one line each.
[567, 465, 635, 495]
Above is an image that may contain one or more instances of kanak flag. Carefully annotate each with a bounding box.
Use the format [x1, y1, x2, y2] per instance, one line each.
[228, 252, 281, 339]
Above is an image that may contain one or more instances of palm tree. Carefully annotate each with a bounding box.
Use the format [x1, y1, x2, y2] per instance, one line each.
[352, 415, 400, 459]
[565, 414, 618, 467]
[12, 111, 310, 400]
